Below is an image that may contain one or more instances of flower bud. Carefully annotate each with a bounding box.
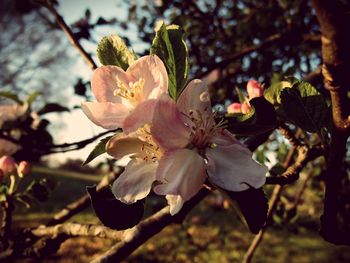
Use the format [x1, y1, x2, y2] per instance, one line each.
[241, 102, 252, 114]
[227, 103, 242, 114]
[17, 161, 31, 177]
[247, 79, 264, 99]
[0, 155, 17, 176]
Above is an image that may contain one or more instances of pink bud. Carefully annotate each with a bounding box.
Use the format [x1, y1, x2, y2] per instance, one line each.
[0, 155, 17, 176]
[227, 103, 242, 114]
[17, 161, 31, 177]
[241, 103, 252, 114]
[247, 79, 264, 99]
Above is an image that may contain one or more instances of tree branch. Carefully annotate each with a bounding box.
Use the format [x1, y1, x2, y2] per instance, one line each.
[311, 0, 350, 245]
[31, 223, 123, 240]
[91, 188, 210, 263]
[199, 33, 320, 78]
[41, 0, 98, 70]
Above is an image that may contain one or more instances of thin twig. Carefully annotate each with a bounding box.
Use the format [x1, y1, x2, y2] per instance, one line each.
[41, 0, 98, 70]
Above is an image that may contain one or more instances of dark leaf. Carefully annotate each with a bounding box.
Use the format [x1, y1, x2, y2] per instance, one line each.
[227, 97, 277, 136]
[225, 187, 268, 234]
[83, 136, 113, 165]
[37, 103, 69, 115]
[87, 185, 144, 230]
[280, 80, 329, 132]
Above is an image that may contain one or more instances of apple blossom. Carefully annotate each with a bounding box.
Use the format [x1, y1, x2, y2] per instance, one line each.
[151, 79, 268, 212]
[227, 79, 264, 114]
[17, 161, 31, 177]
[0, 155, 17, 176]
[81, 55, 168, 132]
[106, 128, 162, 204]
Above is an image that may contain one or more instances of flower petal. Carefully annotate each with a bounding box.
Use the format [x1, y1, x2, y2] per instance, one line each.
[106, 133, 145, 159]
[246, 79, 264, 99]
[123, 99, 157, 134]
[206, 140, 268, 192]
[177, 79, 212, 115]
[227, 103, 242, 114]
[91, 66, 132, 103]
[166, 195, 184, 215]
[154, 149, 206, 201]
[112, 158, 157, 203]
[151, 97, 190, 150]
[81, 102, 129, 129]
[127, 55, 168, 99]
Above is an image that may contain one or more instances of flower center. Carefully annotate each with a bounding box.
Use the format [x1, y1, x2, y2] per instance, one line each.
[135, 124, 162, 163]
[114, 78, 145, 106]
[184, 109, 227, 149]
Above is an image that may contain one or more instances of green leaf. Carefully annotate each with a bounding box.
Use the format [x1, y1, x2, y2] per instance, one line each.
[227, 97, 277, 136]
[264, 81, 291, 107]
[150, 22, 189, 100]
[26, 91, 43, 104]
[225, 187, 268, 234]
[87, 185, 144, 230]
[280, 80, 329, 132]
[0, 91, 22, 104]
[235, 86, 246, 104]
[83, 136, 113, 165]
[97, 35, 137, 70]
[37, 103, 69, 115]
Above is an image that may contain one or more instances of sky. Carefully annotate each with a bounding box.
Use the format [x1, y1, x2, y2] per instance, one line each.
[44, 0, 147, 166]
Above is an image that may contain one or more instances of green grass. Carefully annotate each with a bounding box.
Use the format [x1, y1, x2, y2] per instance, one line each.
[12, 167, 350, 262]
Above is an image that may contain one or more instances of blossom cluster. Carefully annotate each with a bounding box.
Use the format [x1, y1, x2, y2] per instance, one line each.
[82, 55, 267, 215]
[227, 79, 264, 114]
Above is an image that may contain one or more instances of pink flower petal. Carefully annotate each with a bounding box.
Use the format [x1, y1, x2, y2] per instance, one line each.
[247, 79, 264, 99]
[151, 97, 190, 150]
[127, 55, 168, 99]
[106, 134, 145, 159]
[241, 102, 252, 114]
[123, 99, 157, 134]
[112, 158, 157, 203]
[154, 149, 206, 201]
[206, 141, 267, 192]
[91, 66, 131, 103]
[227, 103, 242, 114]
[211, 129, 241, 146]
[166, 195, 184, 215]
[81, 101, 129, 129]
[177, 79, 212, 115]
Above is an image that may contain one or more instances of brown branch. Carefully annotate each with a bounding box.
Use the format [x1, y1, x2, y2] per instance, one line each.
[47, 171, 120, 226]
[199, 33, 321, 78]
[242, 140, 299, 263]
[0, 197, 14, 251]
[265, 145, 324, 185]
[311, 0, 350, 245]
[31, 223, 123, 240]
[242, 184, 283, 263]
[90, 188, 210, 263]
[41, 0, 98, 70]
